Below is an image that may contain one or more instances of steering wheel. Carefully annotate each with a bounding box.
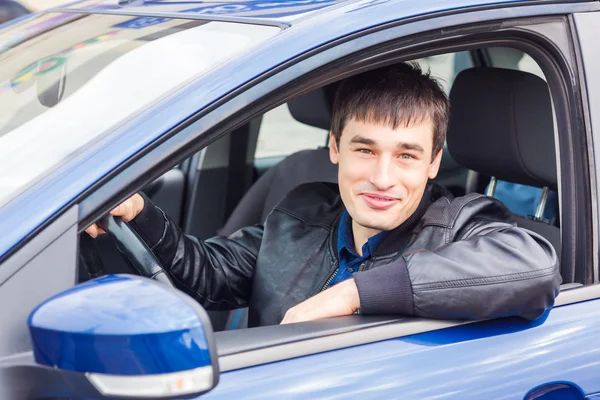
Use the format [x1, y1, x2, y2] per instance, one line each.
[95, 215, 175, 287]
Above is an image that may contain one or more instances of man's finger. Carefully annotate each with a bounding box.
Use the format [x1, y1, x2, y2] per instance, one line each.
[110, 201, 131, 219]
[109, 203, 124, 217]
[85, 224, 106, 238]
[85, 225, 98, 238]
[109, 195, 142, 222]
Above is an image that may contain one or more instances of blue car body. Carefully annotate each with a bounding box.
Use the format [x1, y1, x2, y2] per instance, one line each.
[1, 0, 600, 398]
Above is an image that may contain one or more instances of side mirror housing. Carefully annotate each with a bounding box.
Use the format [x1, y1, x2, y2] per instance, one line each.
[28, 275, 219, 399]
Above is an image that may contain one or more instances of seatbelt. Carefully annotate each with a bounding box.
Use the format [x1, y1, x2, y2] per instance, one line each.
[225, 117, 262, 217]
[225, 125, 252, 217]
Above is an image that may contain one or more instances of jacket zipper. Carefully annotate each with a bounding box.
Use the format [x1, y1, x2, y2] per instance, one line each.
[320, 271, 337, 292]
[320, 262, 368, 292]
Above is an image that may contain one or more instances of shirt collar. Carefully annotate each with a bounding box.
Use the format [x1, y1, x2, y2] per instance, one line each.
[337, 210, 388, 259]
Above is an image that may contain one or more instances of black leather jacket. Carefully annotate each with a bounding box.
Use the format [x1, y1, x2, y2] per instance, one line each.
[133, 182, 561, 327]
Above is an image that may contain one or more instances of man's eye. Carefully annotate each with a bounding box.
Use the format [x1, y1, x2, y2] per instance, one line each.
[358, 149, 373, 155]
[399, 153, 415, 160]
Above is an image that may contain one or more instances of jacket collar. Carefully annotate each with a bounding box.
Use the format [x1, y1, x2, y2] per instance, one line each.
[330, 183, 450, 258]
[374, 185, 435, 256]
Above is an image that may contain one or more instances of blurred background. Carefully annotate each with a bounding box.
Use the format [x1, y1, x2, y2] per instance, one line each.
[1, 0, 67, 24]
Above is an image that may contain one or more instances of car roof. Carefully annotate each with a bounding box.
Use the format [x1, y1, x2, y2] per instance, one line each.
[0, 0, 542, 259]
[59, 0, 536, 26]
[60, 0, 355, 25]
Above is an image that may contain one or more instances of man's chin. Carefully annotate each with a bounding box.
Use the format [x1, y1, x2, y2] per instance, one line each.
[353, 213, 402, 232]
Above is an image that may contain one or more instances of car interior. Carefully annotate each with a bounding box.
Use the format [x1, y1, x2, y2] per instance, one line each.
[78, 46, 564, 332]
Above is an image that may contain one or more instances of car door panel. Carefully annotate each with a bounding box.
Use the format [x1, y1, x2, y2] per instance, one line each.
[0, 207, 79, 400]
[205, 300, 600, 399]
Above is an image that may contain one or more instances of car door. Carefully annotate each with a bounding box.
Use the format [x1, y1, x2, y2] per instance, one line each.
[207, 300, 600, 399]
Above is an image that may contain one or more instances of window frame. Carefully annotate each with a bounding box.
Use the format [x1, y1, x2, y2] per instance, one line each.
[70, 4, 596, 371]
[573, 10, 600, 285]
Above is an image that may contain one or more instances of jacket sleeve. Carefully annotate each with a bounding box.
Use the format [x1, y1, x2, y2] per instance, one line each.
[130, 193, 262, 311]
[354, 195, 561, 321]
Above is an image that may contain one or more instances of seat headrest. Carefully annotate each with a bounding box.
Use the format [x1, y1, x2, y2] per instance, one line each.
[287, 83, 338, 131]
[447, 68, 557, 190]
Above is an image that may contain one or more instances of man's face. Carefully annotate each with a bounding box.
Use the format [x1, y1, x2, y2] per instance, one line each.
[330, 118, 442, 233]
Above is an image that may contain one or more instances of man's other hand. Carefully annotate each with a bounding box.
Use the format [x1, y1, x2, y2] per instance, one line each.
[281, 279, 360, 324]
[85, 193, 145, 238]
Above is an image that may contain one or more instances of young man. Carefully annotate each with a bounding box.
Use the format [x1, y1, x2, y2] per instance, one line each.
[87, 63, 560, 327]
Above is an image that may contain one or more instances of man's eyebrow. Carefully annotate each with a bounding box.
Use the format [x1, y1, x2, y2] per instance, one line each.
[349, 135, 376, 146]
[398, 142, 425, 153]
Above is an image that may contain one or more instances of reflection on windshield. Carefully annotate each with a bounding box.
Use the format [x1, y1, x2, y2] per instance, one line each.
[0, 15, 211, 136]
[0, 13, 278, 207]
[5, 30, 122, 121]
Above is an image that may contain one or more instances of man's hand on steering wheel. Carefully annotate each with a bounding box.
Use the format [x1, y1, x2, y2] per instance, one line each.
[83, 193, 174, 287]
[86, 194, 145, 238]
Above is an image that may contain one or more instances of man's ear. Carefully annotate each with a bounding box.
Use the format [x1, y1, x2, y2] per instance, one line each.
[427, 149, 443, 179]
[329, 132, 339, 164]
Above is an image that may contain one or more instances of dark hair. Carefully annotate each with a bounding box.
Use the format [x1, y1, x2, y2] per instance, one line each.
[331, 62, 449, 161]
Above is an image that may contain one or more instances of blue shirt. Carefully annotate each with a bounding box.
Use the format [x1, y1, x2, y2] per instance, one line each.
[327, 210, 388, 288]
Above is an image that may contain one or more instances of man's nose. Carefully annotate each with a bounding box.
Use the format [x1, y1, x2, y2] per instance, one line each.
[370, 155, 395, 191]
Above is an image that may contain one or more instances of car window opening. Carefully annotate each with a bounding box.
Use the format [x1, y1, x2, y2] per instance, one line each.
[77, 44, 564, 335]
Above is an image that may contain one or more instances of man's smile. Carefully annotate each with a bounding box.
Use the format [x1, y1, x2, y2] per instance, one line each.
[359, 193, 400, 210]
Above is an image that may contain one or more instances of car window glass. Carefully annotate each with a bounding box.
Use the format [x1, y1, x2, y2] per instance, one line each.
[255, 103, 328, 159]
[414, 51, 473, 94]
[0, 13, 279, 207]
[487, 47, 545, 80]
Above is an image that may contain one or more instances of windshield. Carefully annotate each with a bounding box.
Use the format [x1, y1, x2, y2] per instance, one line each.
[0, 12, 278, 206]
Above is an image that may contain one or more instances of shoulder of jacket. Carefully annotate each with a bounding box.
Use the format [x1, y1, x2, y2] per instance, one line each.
[422, 191, 516, 230]
[272, 182, 343, 228]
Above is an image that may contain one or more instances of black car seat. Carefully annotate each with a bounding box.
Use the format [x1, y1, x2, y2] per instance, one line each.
[219, 83, 340, 237]
[219, 148, 337, 236]
[446, 67, 562, 265]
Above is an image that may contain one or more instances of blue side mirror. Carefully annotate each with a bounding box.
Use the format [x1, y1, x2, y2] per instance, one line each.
[28, 275, 219, 399]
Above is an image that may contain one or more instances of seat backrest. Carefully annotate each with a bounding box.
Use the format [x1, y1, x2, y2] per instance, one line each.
[447, 67, 562, 261]
[219, 83, 340, 236]
[219, 148, 337, 236]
